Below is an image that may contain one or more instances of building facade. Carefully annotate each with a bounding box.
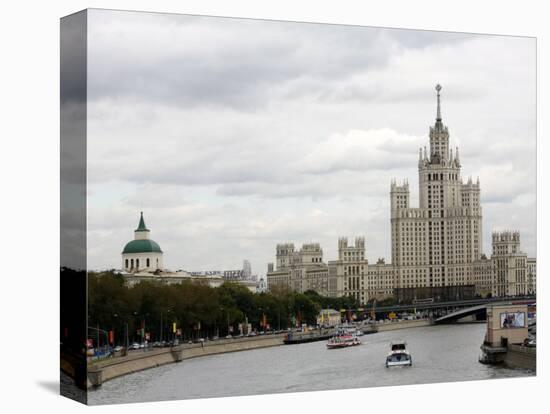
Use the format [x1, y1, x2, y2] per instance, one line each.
[266, 243, 330, 295]
[489, 231, 528, 297]
[327, 237, 395, 304]
[391, 84, 482, 291]
[527, 258, 536, 295]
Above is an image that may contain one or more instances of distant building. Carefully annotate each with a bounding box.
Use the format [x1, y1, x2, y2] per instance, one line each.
[257, 277, 267, 293]
[391, 84, 481, 290]
[266, 242, 329, 295]
[317, 309, 341, 327]
[124, 270, 225, 289]
[266, 237, 394, 303]
[527, 258, 536, 295]
[223, 260, 258, 281]
[121, 212, 163, 272]
[266, 85, 536, 303]
[119, 214, 256, 292]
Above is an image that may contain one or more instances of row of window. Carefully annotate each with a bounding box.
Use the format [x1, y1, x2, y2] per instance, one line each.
[125, 257, 154, 269]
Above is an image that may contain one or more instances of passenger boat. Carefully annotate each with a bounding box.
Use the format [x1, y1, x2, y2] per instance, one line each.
[385, 340, 412, 367]
[326, 329, 361, 349]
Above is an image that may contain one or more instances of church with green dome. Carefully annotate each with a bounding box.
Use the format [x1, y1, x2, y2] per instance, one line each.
[121, 212, 164, 272]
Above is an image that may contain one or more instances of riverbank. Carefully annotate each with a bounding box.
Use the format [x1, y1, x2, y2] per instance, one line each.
[88, 334, 285, 388]
[88, 320, 434, 387]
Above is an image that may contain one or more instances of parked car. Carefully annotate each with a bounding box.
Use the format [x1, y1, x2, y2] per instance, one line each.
[130, 342, 141, 350]
[114, 345, 124, 352]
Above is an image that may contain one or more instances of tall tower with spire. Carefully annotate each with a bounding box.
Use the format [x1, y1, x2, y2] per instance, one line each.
[391, 84, 482, 290]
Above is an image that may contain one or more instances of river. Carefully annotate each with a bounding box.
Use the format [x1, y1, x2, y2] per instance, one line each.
[89, 323, 534, 405]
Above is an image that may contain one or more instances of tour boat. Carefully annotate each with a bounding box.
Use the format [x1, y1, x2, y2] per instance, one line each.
[326, 329, 361, 349]
[385, 340, 412, 367]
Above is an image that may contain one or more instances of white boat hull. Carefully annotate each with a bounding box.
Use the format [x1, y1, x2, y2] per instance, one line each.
[386, 359, 412, 367]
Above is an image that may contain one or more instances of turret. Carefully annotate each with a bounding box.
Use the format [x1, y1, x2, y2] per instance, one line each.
[134, 211, 150, 240]
[390, 179, 410, 213]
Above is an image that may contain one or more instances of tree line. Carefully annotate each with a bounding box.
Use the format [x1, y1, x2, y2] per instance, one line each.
[88, 271, 360, 345]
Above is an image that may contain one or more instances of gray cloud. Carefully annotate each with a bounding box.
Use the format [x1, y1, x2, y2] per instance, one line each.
[87, 10, 474, 110]
[85, 10, 536, 273]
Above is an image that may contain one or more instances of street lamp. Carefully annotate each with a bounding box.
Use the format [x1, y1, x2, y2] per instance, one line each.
[221, 307, 230, 337]
[160, 309, 172, 343]
[111, 313, 119, 353]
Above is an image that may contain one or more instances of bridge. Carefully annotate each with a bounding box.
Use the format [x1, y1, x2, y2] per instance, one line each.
[434, 304, 487, 324]
[360, 296, 536, 322]
[433, 299, 536, 324]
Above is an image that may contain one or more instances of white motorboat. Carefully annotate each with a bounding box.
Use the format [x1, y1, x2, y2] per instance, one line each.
[385, 340, 412, 367]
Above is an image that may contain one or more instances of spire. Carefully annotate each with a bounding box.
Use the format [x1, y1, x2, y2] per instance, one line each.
[136, 211, 149, 232]
[455, 146, 460, 164]
[435, 84, 442, 121]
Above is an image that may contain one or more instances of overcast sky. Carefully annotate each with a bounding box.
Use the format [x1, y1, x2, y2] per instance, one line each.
[86, 9, 536, 275]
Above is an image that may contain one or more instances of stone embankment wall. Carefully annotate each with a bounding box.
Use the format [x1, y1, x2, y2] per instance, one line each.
[375, 319, 432, 332]
[88, 334, 284, 387]
[504, 344, 536, 371]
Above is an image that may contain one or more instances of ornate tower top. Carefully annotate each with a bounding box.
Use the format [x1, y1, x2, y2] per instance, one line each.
[435, 84, 442, 121]
[136, 211, 149, 232]
[429, 83, 449, 162]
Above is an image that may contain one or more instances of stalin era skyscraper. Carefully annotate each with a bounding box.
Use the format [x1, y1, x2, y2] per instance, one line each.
[391, 85, 482, 290]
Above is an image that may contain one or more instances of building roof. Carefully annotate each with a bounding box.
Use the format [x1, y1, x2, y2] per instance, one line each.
[136, 211, 150, 232]
[122, 239, 162, 254]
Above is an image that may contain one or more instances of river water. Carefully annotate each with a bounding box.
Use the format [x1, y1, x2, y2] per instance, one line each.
[89, 323, 534, 405]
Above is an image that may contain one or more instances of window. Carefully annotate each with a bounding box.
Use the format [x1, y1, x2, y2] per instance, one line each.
[136, 258, 140, 268]
[131, 259, 134, 268]
[125, 259, 129, 268]
[147, 258, 150, 267]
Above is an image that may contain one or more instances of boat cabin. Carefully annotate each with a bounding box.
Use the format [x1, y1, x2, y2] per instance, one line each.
[390, 341, 407, 352]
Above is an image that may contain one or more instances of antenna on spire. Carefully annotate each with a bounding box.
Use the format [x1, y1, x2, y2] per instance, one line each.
[435, 84, 442, 121]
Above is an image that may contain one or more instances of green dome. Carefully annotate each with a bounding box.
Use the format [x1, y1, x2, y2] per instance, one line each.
[122, 239, 163, 254]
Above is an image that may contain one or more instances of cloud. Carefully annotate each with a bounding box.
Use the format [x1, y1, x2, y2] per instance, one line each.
[85, 10, 536, 273]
